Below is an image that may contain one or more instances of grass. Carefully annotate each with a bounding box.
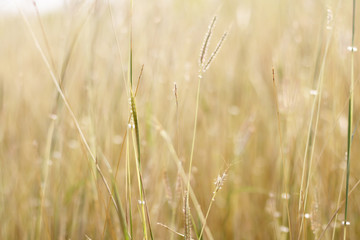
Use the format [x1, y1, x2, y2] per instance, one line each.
[1, 0, 360, 239]
[344, 0, 356, 239]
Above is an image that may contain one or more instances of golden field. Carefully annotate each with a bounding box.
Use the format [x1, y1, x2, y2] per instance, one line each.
[0, 0, 360, 239]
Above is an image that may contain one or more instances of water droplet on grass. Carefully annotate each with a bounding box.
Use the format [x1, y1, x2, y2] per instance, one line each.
[310, 89, 318, 96]
[280, 226, 289, 233]
[342, 221, 350, 226]
[347, 46, 358, 52]
[281, 193, 290, 200]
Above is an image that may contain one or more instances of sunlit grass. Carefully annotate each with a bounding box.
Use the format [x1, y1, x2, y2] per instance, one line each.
[0, 0, 359, 239]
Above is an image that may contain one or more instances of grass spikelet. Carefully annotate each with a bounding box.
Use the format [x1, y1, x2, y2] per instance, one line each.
[184, 192, 191, 240]
[199, 169, 228, 239]
[174, 171, 183, 203]
[173, 82, 178, 108]
[130, 90, 151, 240]
[173, 82, 180, 156]
[129, 63, 152, 240]
[186, 16, 227, 240]
[163, 170, 173, 204]
[102, 65, 143, 237]
[152, 119, 214, 239]
[130, 91, 141, 164]
[199, 16, 217, 67]
[8, 1, 360, 239]
[203, 31, 228, 72]
[127, 2, 152, 235]
[310, 192, 320, 238]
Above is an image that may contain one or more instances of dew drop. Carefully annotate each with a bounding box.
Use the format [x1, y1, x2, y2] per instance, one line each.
[281, 193, 290, 200]
[310, 89, 318, 96]
[279, 226, 289, 233]
[347, 46, 358, 52]
[342, 221, 350, 226]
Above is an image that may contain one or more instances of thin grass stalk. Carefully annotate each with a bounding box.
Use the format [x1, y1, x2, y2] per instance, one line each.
[127, 5, 148, 232]
[298, 5, 335, 211]
[332, 162, 346, 239]
[318, 177, 360, 240]
[305, 91, 360, 239]
[31, 3, 90, 238]
[169, 173, 181, 240]
[85, 12, 104, 235]
[0, 103, 4, 236]
[127, 5, 150, 237]
[170, 82, 180, 240]
[86, 3, 100, 168]
[97, 173, 118, 240]
[130, 89, 152, 239]
[185, 75, 201, 240]
[198, 170, 227, 239]
[31, 2, 64, 237]
[186, 16, 226, 239]
[131, 133, 148, 239]
[107, 0, 128, 90]
[300, 121, 360, 240]
[129, 0, 133, 88]
[32, 0, 57, 77]
[86, 6, 117, 237]
[59, 15, 89, 86]
[190, 214, 200, 239]
[102, 0, 142, 234]
[32, 4, 59, 238]
[127, 2, 152, 234]
[16, 2, 120, 217]
[272, 68, 292, 239]
[125, 67, 143, 237]
[112, 179, 130, 240]
[298, 55, 326, 240]
[153, 119, 214, 240]
[298, 19, 326, 211]
[185, 19, 224, 236]
[126, 131, 134, 238]
[36, 118, 55, 240]
[157, 222, 187, 238]
[141, 173, 155, 240]
[184, 192, 191, 240]
[174, 82, 179, 157]
[297, 12, 335, 238]
[344, 1, 356, 239]
[102, 65, 143, 236]
[298, 94, 316, 212]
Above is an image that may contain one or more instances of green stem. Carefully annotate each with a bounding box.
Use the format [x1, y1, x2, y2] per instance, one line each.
[344, 1, 355, 239]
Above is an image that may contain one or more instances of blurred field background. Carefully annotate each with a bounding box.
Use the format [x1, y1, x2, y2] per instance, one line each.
[1, 0, 360, 239]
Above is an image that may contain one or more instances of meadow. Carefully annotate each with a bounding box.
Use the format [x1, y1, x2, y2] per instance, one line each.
[0, 0, 360, 239]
